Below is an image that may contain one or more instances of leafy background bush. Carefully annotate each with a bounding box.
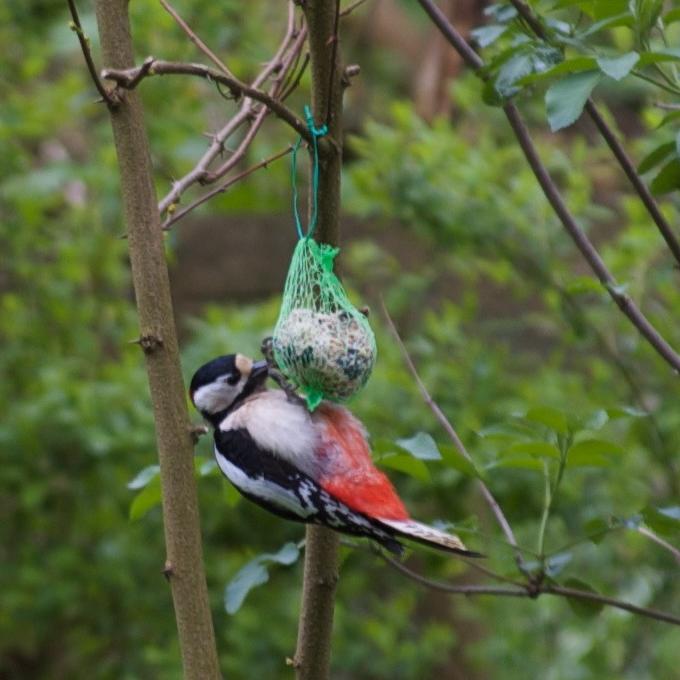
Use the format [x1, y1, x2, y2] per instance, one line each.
[2, 0, 679, 678]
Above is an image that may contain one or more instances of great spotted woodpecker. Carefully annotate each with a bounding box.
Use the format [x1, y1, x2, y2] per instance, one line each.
[190, 353, 479, 556]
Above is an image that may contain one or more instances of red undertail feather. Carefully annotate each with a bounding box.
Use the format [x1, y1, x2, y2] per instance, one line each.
[315, 404, 409, 521]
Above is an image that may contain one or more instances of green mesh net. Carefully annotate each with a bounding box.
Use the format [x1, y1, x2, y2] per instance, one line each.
[272, 236, 377, 410]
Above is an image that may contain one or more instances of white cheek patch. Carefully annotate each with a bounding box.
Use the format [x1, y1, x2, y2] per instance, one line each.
[193, 377, 244, 415]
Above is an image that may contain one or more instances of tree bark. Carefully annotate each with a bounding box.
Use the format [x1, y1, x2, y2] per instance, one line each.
[294, 2, 344, 679]
[94, 2, 221, 679]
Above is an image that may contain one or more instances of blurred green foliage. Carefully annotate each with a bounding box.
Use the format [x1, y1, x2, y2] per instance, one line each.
[2, 1, 680, 679]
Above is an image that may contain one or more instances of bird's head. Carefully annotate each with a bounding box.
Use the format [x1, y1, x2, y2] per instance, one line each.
[189, 353, 269, 425]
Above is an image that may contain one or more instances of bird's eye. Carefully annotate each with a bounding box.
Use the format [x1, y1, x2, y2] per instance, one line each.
[226, 372, 240, 386]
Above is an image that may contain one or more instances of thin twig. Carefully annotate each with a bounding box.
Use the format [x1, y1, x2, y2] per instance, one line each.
[281, 54, 311, 102]
[380, 301, 526, 572]
[67, 0, 117, 108]
[102, 59, 311, 141]
[379, 552, 680, 626]
[587, 102, 680, 266]
[417, 0, 680, 374]
[502, 104, 680, 372]
[544, 584, 680, 625]
[158, 0, 237, 79]
[340, 0, 369, 18]
[638, 526, 680, 565]
[205, 106, 269, 181]
[161, 145, 293, 230]
[102, 1, 306, 218]
[278, 26, 305, 96]
[506, 0, 680, 268]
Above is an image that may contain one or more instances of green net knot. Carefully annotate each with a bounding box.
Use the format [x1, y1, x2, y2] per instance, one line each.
[317, 243, 339, 273]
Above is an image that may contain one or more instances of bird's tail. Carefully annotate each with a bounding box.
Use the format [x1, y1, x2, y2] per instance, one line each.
[379, 518, 482, 557]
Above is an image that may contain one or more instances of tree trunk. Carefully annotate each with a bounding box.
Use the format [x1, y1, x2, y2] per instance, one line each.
[294, 2, 344, 679]
[94, 2, 221, 678]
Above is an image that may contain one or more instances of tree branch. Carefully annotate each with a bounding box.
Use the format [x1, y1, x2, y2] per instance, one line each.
[102, 59, 311, 142]
[506, 0, 680, 267]
[158, 0, 237, 79]
[161, 145, 293, 230]
[340, 0, 369, 18]
[294, 2, 345, 679]
[66, 0, 118, 108]
[100, 1, 307, 220]
[417, 0, 680, 373]
[93, 2, 220, 678]
[379, 551, 680, 626]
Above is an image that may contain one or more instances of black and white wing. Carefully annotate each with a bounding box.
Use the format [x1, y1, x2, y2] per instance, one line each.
[213, 428, 403, 553]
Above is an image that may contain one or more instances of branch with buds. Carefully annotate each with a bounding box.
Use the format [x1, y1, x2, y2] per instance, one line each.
[416, 0, 680, 375]
[98, 0, 312, 229]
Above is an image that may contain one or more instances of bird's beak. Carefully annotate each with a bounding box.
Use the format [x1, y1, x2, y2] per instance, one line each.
[248, 359, 269, 386]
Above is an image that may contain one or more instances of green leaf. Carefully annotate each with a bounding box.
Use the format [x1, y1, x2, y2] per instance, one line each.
[566, 439, 622, 467]
[665, 8, 680, 24]
[524, 406, 569, 434]
[379, 453, 431, 481]
[519, 57, 599, 86]
[642, 506, 680, 537]
[484, 3, 518, 22]
[583, 517, 612, 543]
[495, 45, 562, 95]
[491, 455, 543, 471]
[263, 542, 301, 566]
[471, 24, 507, 48]
[596, 51, 639, 80]
[633, 0, 664, 35]
[224, 542, 301, 614]
[562, 578, 605, 618]
[438, 444, 481, 478]
[127, 464, 160, 490]
[224, 560, 269, 615]
[129, 478, 162, 521]
[658, 111, 680, 129]
[569, 439, 623, 457]
[577, 12, 633, 36]
[583, 409, 609, 431]
[508, 441, 561, 458]
[395, 432, 442, 460]
[567, 452, 611, 467]
[566, 439, 622, 468]
[606, 405, 648, 419]
[495, 53, 536, 97]
[637, 141, 675, 173]
[564, 275, 603, 295]
[545, 71, 601, 131]
[651, 159, 680, 195]
[482, 78, 506, 106]
[478, 421, 536, 440]
[546, 552, 572, 577]
[638, 48, 680, 65]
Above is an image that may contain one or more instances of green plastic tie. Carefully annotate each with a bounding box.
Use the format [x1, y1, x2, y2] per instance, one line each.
[291, 105, 328, 240]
